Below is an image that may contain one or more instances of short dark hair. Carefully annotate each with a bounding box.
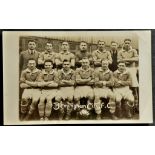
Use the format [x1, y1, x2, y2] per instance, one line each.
[118, 62, 126, 65]
[63, 59, 70, 63]
[82, 57, 89, 61]
[27, 58, 36, 63]
[124, 38, 131, 42]
[101, 60, 109, 64]
[44, 59, 53, 65]
[46, 41, 53, 45]
[111, 41, 118, 45]
[28, 39, 36, 44]
[98, 40, 105, 44]
[80, 41, 87, 45]
[62, 41, 69, 45]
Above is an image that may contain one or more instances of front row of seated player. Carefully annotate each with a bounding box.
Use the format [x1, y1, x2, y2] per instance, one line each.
[20, 58, 134, 121]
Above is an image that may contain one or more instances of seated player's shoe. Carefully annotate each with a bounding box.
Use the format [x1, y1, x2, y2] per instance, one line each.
[65, 114, 71, 120]
[44, 117, 49, 120]
[111, 114, 118, 120]
[124, 103, 132, 119]
[75, 112, 79, 120]
[24, 114, 31, 121]
[126, 111, 132, 119]
[40, 117, 44, 121]
[116, 108, 123, 119]
[96, 114, 101, 120]
[59, 114, 64, 120]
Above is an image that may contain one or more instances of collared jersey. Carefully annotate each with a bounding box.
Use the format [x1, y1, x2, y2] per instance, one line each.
[94, 68, 113, 87]
[55, 51, 75, 62]
[113, 69, 132, 87]
[58, 69, 75, 81]
[20, 50, 40, 70]
[117, 47, 138, 66]
[75, 67, 94, 80]
[38, 51, 56, 64]
[58, 69, 75, 87]
[92, 49, 112, 63]
[75, 50, 92, 62]
[20, 68, 41, 83]
[38, 69, 58, 82]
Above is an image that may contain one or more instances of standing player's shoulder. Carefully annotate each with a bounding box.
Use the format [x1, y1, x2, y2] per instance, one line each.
[92, 49, 97, 54]
[109, 69, 113, 74]
[75, 50, 80, 56]
[109, 70, 114, 77]
[106, 50, 111, 54]
[118, 48, 123, 53]
[89, 67, 95, 73]
[20, 50, 28, 55]
[36, 68, 42, 73]
[131, 48, 138, 53]
[75, 67, 82, 73]
[113, 70, 119, 76]
[21, 68, 28, 74]
[69, 51, 75, 57]
[70, 68, 75, 73]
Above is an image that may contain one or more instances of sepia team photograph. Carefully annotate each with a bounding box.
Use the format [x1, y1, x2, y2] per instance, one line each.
[3, 30, 153, 125]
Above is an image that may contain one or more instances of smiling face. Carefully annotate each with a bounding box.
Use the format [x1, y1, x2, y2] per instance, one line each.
[27, 59, 36, 70]
[80, 42, 87, 51]
[28, 41, 36, 50]
[62, 42, 69, 51]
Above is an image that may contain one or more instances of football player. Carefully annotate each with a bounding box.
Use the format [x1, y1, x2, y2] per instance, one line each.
[20, 58, 41, 120]
[55, 41, 75, 69]
[38, 42, 56, 69]
[94, 60, 117, 120]
[37, 59, 58, 120]
[75, 41, 93, 68]
[74, 58, 94, 119]
[92, 40, 112, 68]
[118, 38, 139, 111]
[55, 60, 75, 120]
[113, 62, 134, 118]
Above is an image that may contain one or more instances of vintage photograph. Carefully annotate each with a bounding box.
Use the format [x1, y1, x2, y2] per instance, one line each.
[3, 31, 153, 124]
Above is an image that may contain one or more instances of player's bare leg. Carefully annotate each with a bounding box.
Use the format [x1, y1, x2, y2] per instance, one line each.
[44, 97, 53, 120]
[38, 97, 45, 120]
[94, 97, 102, 120]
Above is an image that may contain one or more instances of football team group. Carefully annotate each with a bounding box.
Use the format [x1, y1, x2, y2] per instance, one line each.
[19, 38, 139, 121]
